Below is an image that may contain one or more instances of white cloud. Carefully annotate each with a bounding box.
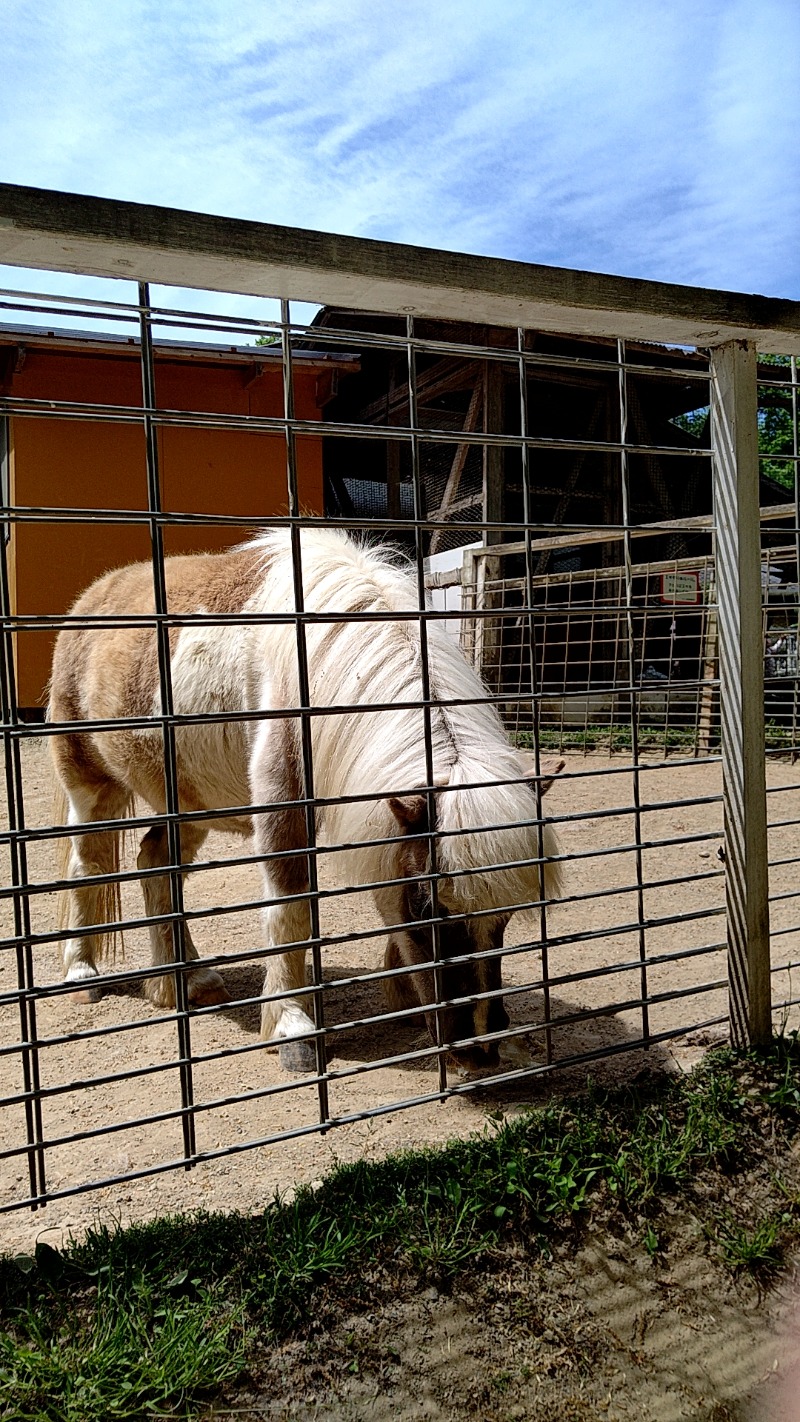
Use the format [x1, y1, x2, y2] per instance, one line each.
[0, 0, 798, 300]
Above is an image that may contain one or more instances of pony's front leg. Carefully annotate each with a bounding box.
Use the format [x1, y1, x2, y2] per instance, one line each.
[260, 891, 318, 1072]
[137, 824, 229, 1009]
[251, 718, 320, 1072]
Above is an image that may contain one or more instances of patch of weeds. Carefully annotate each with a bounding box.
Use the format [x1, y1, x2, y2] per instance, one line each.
[407, 1178, 495, 1278]
[513, 725, 702, 754]
[764, 719, 800, 751]
[713, 1212, 791, 1279]
[256, 1199, 364, 1323]
[485, 1123, 602, 1227]
[490, 1368, 513, 1393]
[603, 1076, 738, 1206]
[530, 1146, 602, 1218]
[767, 1039, 800, 1115]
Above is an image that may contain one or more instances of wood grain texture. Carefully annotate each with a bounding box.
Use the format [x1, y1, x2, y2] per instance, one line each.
[711, 340, 771, 1046]
[2, 183, 800, 352]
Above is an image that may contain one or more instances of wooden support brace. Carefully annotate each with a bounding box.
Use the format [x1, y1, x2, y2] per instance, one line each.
[429, 379, 483, 553]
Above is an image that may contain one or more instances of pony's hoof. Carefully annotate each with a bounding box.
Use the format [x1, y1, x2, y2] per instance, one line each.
[279, 1038, 321, 1074]
[146, 980, 175, 1010]
[188, 972, 230, 1008]
[446, 1047, 497, 1080]
[64, 969, 104, 1004]
[70, 983, 104, 1004]
[498, 1035, 542, 1068]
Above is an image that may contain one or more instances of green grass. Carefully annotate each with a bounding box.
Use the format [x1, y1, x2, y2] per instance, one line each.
[0, 1274, 246, 1422]
[516, 723, 800, 755]
[714, 1213, 789, 1278]
[514, 725, 705, 754]
[2, 1038, 800, 1419]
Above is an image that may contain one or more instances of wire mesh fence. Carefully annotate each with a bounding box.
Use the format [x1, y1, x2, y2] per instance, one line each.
[0, 190, 799, 1224]
[441, 540, 800, 758]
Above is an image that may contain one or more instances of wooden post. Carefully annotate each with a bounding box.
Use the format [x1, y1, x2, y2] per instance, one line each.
[473, 549, 488, 675]
[711, 340, 771, 1047]
[460, 545, 478, 665]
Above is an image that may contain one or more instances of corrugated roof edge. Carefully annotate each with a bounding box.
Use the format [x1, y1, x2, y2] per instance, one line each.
[0, 321, 359, 369]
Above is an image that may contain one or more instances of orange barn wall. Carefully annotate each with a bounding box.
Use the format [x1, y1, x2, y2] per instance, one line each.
[7, 349, 325, 707]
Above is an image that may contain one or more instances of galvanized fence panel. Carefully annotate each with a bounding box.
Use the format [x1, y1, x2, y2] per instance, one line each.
[0, 189, 797, 1220]
[762, 355, 800, 1029]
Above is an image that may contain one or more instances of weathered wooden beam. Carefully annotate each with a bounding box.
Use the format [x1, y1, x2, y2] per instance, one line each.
[478, 500, 794, 559]
[358, 359, 477, 424]
[535, 396, 605, 573]
[431, 492, 484, 518]
[2, 184, 800, 352]
[425, 545, 721, 591]
[711, 340, 771, 1047]
[429, 381, 483, 554]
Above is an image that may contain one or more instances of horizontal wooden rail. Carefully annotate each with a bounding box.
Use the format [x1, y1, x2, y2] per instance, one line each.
[1, 183, 800, 353]
[424, 502, 796, 585]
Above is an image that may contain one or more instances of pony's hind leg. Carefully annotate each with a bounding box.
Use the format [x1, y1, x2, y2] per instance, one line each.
[60, 780, 131, 1003]
[136, 822, 230, 1009]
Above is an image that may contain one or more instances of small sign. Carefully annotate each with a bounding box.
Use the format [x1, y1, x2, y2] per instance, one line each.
[660, 571, 700, 605]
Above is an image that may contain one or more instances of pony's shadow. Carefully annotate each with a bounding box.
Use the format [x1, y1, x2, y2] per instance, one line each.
[216, 960, 674, 1099]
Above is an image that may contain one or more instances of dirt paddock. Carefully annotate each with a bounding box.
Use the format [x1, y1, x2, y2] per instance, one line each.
[2, 740, 800, 1255]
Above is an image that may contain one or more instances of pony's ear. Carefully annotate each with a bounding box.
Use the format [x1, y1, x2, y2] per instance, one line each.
[387, 794, 428, 830]
[523, 756, 565, 796]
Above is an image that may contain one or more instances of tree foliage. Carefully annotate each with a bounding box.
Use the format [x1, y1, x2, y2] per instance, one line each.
[671, 353, 796, 492]
[758, 353, 795, 491]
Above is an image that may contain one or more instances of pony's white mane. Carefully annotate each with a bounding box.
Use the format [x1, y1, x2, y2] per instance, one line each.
[246, 527, 561, 914]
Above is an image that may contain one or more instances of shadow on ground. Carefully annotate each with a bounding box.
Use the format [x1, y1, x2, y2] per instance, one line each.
[216, 958, 672, 1098]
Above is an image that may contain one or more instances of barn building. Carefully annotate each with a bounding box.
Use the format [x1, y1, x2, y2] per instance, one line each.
[312, 309, 796, 739]
[0, 323, 357, 709]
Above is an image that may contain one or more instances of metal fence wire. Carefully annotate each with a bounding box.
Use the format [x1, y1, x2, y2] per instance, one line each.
[1, 188, 800, 1218]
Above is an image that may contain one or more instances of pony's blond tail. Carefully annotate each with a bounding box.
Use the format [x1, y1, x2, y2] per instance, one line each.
[54, 781, 135, 962]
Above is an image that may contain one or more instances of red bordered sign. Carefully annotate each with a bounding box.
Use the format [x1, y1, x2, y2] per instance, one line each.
[660, 571, 700, 605]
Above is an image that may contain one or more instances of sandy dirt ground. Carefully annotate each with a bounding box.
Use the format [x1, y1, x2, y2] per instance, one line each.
[238, 1235, 800, 1422]
[2, 739, 800, 1256]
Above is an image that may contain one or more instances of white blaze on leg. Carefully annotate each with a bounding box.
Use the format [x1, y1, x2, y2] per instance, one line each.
[258, 898, 313, 1044]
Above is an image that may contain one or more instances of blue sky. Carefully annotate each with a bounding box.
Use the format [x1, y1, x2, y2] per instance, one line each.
[1, 0, 799, 318]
